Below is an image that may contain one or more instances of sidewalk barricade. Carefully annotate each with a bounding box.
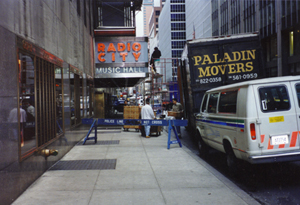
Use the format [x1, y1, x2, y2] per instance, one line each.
[82, 118, 187, 149]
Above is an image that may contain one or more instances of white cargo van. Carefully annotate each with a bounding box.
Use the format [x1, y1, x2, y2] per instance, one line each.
[195, 76, 300, 169]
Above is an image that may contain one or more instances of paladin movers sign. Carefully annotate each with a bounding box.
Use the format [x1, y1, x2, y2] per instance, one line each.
[187, 33, 263, 90]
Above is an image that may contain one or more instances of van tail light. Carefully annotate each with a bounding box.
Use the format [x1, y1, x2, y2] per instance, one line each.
[250, 123, 256, 140]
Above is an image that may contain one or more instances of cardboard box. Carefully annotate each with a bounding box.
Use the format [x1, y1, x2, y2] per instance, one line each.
[123, 106, 141, 119]
[168, 111, 183, 118]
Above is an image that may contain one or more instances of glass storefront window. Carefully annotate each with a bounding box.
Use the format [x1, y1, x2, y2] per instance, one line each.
[290, 31, 294, 56]
[70, 71, 81, 127]
[70, 71, 75, 127]
[17, 53, 36, 154]
[55, 67, 64, 135]
[80, 75, 84, 118]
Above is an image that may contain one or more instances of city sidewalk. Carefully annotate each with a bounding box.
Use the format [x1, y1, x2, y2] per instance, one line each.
[12, 127, 259, 205]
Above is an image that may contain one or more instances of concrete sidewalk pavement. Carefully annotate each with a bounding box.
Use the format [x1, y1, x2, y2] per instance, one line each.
[12, 127, 260, 205]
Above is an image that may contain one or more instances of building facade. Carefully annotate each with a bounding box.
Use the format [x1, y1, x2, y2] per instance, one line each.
[159, 0, 186, 82]
[143, 0, 155, 37]
[185, 0, 212, 40]
[209, 0, 300, 78]
[0, 1, 94, 204]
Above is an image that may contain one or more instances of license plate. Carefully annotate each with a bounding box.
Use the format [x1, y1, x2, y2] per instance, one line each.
[271, 135, 289, 145]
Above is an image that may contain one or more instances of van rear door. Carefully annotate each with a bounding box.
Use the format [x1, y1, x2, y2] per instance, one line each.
[253, 83, 299, 155]
[290, 81, 300, 147]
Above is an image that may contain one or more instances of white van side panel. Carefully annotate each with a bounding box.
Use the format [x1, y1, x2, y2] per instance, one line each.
[207, 113, 237, 154]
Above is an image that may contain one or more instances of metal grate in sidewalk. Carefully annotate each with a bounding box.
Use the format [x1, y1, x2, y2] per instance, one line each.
[77, 140, 120, 145]
[98, 130, 122, 134]
[49, 159, 117, 170]
[97, 140, 120, 145]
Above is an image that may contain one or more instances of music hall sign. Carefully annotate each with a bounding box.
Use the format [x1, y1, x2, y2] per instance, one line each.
[95, 37, 148, 78]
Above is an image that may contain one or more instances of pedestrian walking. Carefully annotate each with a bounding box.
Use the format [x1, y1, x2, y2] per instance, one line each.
[141, 98, 155, 138]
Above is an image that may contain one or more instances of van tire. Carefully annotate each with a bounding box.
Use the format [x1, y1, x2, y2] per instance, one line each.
[197, 132, 209, 158]
[224, 141, 238, 174]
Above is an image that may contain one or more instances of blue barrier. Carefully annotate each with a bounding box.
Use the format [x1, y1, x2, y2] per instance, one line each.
[82, 119, 98, 145]
[82, 118, 187, 149]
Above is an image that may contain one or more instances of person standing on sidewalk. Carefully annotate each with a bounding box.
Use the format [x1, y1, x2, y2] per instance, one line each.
[141, 98, 155, 138]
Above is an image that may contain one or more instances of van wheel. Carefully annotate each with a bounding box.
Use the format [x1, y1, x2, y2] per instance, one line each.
[224, 142, 238, 174]
[197, 133, 209, 158]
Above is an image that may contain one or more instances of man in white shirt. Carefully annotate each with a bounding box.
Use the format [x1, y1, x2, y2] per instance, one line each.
[141, 98, 155, 138]
[8, 105, 27, 142]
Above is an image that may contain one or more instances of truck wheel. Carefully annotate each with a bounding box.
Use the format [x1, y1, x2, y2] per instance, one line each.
[197, 132, 209, 158]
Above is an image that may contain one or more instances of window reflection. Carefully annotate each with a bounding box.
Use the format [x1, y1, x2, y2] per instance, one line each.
[55, 67, 63, 135]
[17, 53, 36, 154]
[70, 71, 75, 127]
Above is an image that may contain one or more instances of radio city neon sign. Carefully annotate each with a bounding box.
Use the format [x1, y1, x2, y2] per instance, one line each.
[97, 42, 143, 63]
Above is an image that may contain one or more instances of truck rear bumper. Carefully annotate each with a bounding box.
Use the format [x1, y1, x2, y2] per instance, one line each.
[248, 151, 300, 164]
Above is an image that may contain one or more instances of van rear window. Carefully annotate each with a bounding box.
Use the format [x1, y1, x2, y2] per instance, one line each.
[295, 84, 300, 107]
[259, 86, 290, 112]
[219, 91, 237, 113]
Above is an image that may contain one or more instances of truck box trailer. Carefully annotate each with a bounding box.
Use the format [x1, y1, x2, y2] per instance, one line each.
[180, 33, 265, 136]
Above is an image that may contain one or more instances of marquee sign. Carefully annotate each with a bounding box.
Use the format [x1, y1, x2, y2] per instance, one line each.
[95, 37, 148, 64]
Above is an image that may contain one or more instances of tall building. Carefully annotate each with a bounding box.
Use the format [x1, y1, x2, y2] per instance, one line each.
[159, 0, 186, 82]
[142, 0, 154, 36]
[149, 0, 164, 64]
[0, 1, 95, 203]
[185, 0, 212, 40]
[210, 0, 300, 78]
[149, 0, 163, 38]
[0, 1, 143, 203]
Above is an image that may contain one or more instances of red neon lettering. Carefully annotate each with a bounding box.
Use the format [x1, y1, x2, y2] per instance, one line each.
[118, 43, 125, 52]
[132, 52, 141, 61]
[98, 53, 105, 62]
[98, 43, 105, 52]
[120, 53, 128, 61]
[112, 53, 115, 62]
[127, 43, 131, 51]
[107, 43, 116, 52]
[132, 43, 141, 52]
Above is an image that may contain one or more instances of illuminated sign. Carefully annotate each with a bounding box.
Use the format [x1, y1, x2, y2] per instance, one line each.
[95, 66, 148, 78]
[95, 40, 148, 63]
[96, 67, 148, 74]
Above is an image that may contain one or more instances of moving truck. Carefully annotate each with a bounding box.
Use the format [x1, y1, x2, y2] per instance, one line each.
[179, 33, 265, 167]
